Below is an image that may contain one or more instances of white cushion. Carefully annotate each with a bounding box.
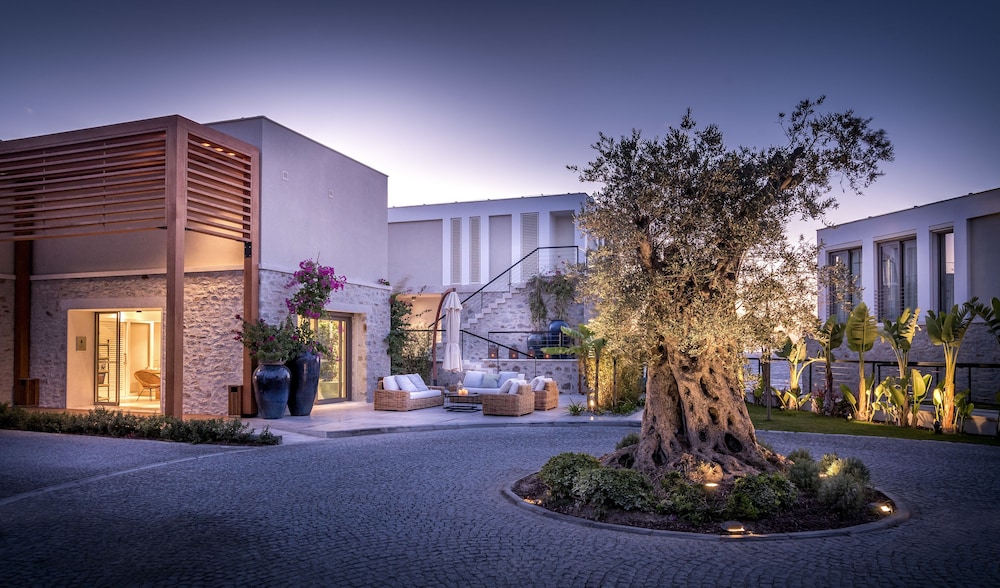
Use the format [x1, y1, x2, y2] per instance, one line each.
[382, 376, 399, 391]
[480, 373, 500, 388]
[408, 389, 440, 400]
[530, 376, 546, 391]
[463, 371, 485, 387]
[498, 371, 518, 386]
[406, 374, 429, 391]
[498, 379, 518, 394]
[397, 375, 418, 392]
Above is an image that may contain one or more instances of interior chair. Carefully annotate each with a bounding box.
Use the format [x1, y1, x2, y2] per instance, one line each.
[134, 370, 161, 400]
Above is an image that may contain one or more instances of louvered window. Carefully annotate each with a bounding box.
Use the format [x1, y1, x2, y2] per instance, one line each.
[521, 212, 538, 278]
[450, 218, 462, 284]
[469, 216, 481, 284]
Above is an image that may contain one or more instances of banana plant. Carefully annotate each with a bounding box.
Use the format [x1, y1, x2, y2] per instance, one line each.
[908, 369, 932, 427]
[542, 323, 606, 407]
[969, 297, 1000, 438]
[814, 316, 845, 416]
[954, 391, 974, 434]
[925, 300, 977, 434]
[878, 308, 920, 426]
[871, 377, 900, 425]
[845, 302, 878, 421]
[775, 335, 820, 407]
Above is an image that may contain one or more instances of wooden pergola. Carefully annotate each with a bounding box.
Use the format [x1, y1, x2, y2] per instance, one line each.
[0, 115, 260, 417]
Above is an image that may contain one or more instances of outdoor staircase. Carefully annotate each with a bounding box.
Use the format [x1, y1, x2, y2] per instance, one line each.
[464, 287, 518, 328]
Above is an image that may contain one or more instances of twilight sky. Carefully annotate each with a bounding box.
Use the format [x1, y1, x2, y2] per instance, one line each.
[2, 0, 997, 240]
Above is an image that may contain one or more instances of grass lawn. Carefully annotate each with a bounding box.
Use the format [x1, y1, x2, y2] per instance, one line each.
[746, 403, 1000, 446]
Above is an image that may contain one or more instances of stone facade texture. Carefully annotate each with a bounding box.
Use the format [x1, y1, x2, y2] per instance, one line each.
[259, 270, 389, 404]
[27, 272, 243, 415]
[431, 285, 584, 394]
[22, 270, 390, 415]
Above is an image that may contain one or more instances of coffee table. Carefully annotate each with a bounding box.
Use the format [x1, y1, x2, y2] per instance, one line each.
[444, 392, 481, 412]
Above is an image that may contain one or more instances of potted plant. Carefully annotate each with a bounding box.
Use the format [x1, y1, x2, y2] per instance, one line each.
[234, 315, 298, 419]
[284, 258, 346, 415]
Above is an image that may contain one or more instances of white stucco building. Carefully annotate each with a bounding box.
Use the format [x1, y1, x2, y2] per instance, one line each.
[815, 187, 1000, 405]
[0, 116, 390, 416]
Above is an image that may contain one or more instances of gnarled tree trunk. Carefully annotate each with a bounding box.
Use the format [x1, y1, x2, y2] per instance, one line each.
[604, 342, 778, 483]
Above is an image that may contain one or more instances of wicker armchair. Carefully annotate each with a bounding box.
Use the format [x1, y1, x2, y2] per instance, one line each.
[482, 384, 534, 416]
[534, 380, 559, 411]
[373, 377, 445, 411]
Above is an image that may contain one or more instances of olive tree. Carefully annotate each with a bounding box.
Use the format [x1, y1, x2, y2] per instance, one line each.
[573, 97, 892, 482]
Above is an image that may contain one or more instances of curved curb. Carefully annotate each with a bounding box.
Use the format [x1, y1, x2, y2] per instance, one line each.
[317, 419, 642, 439]
[501, 484, 910, 542]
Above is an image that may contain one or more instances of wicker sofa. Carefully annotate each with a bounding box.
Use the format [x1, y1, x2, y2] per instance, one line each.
[482, 383, 535, 416]
[374, 374, 444, 411]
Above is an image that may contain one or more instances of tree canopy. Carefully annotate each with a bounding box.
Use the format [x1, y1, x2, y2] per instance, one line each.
[575, 97, 893, 481]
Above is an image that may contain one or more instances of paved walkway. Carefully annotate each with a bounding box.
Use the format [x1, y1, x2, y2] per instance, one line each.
[1, 396, 998, 587]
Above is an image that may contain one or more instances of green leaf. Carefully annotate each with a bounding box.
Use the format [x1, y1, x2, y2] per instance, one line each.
[845, 302, 877, 353]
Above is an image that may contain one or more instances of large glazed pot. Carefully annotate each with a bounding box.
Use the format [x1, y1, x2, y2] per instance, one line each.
[287, 351, 321, 416]
[253, 363, 291, 419]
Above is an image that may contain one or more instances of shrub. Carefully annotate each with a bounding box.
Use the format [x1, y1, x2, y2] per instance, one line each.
[573, 467, 653, 517]
[616, 432, 640, 449]
[827, 456, 871, 485]
[658, 472, 718, 524]
[725, 473, 799, 520]
[818, 474, 867, 517]
[785, 448, 813, 463]
[818, 453, 841, 474]
[787, 459, 821, 494]
[0, 403, 278, 445]
[539, 452, 601, 500]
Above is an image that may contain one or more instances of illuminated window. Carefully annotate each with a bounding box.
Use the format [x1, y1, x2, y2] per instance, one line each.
[877, 237, 916, 321]
[827, 247, 861, 323]
[937, 230, 954, 311]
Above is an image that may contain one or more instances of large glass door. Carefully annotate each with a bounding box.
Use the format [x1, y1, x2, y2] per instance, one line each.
[94, 312, 121, 405]
[315, 314, 351, 402]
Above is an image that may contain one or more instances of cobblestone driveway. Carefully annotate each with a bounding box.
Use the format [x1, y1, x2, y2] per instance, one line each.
[1, 427, 998, 587]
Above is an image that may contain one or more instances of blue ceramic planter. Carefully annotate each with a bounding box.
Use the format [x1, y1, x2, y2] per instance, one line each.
[287, 351, 321, 416]
[253, 363, 291, 419]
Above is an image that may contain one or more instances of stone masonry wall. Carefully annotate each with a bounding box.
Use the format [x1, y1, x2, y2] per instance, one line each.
[29, 272, 243, 415]
[259, 270, 389, 403]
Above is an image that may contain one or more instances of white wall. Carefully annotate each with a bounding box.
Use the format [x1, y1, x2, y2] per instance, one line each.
[210, 118, 389, 285]
[388, 193, 588, 292]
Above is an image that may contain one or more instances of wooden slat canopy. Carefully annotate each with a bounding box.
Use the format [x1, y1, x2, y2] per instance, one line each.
[0, 115, 260, 417]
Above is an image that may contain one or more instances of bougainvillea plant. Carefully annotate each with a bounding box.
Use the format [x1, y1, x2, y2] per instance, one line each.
[285, 258, 346, 319]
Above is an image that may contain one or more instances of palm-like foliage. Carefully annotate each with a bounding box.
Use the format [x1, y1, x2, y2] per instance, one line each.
[878, 308, 921, 426]
[844, 303, 877, 420]
[926, 301, 978, 434]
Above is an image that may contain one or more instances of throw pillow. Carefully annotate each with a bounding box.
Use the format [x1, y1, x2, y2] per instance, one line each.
[463, 371, 485, 388]
[381, 376, 399, 391]
[530, 376, 546, 391]
[406, 374, 429, 391]
[397, 375, 418, 392]
[498, 371, 518, 385]
[498, 378, 515, 394]
[481, 373, 500, 388]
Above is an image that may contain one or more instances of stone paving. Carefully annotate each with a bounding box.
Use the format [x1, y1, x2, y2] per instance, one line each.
[1, 410, 999, 587]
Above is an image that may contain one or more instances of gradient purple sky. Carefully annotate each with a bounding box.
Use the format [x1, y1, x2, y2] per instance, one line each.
[3, 1, 997, 239]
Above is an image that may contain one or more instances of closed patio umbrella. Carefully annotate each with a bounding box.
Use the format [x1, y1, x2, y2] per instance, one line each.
[442, 291, 463, 373]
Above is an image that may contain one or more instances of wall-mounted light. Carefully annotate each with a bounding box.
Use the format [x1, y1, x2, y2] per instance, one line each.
[488, 346, 498, 359]
[508, 349, 519, 359]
